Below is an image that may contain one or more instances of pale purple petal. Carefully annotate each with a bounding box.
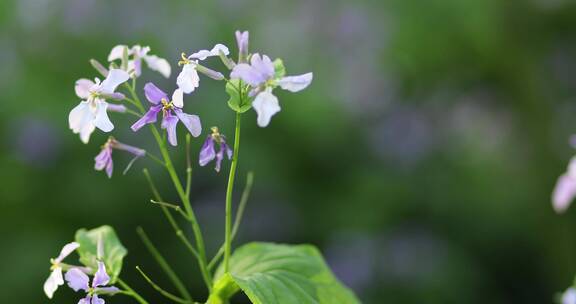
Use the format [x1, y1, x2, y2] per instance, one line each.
[250, 54, 274, 80]
[278, 72, 313, 92]
[78, 296, 91, 304]
[92, 262, 110, 288]
[101, 92, 125, 100]
[562, 288, 576, 304]
[214, 145, 226, 172]
[199, 137, 216, 166]
[252, 89, 281, 127]
[106, 104, 127, 113]
[222, 142, 232, 159]
[133, 58, 142, 77]
[65, 268, 90, 292]
[100, 69, 129, 94]
[69, 101, 96, 144]
[75, 79, 95, 99]
[174, 109, 202, 137]
[91, 294, 105, 304]
[189, 44, 229, 60]
[55, 242, 80, 263]
[131, 105, 161, 131]
[162, 112, 180, 146]
[235, 30, 249, 63]
[553, 174, 576, 213]
[95, 146, 113, 178]
[108, 45, 128, 62]
[172, 89, 184, 108]
[177, 64, 200, 94]
[144, 82, 168, 104]
[230, 63, 265, 87]
[44, 267, 64, 299]
[144, 55, 171, 78]
[93, 101, 114, 132]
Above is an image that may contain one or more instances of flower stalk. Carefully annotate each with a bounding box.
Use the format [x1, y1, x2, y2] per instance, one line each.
[224, 112, 242, 272]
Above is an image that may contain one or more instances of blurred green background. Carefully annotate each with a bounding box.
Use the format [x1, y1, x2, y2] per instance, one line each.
[1, 0, 576, 303]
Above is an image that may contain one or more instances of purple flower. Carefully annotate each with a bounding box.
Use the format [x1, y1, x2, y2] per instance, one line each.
[230, 52, 313, 127]
[553, 155, 576, 213]
[131, 83, 202, 146]
[95, 137, 146, 178]
[177, 44, 229, 94]
[69, 69, 130, 143]
[199, 127, 232, 172]
[44, 242, 80, 299]
[65, 262, 119, 304]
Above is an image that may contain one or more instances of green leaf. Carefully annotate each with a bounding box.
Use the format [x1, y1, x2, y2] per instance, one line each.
[210, 242, 361, 304]
[226, 79, 252, 113]
[75, 225, 127, 282]
[274, 58, 286, 79]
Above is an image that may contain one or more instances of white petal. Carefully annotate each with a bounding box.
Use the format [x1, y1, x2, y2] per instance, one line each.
[177, 64, 200, 94]
[75, 79, 95, 99]
[252, 89, 281, 127]
[55, 242, 80, 263]
[189, 44, 229, 60]
[278, 72, 313, 92]
[79, 123, 96, 144]
[69, 101, 93, 133]
[144, 55, 171, 78]
[43, 267, 63, 299]
[100, 69, 129, 94]
[132, 45, 150, 58]
[93, 101, 114, 132]
[108, 45, 128, 62]
[172, 89, 184, 108]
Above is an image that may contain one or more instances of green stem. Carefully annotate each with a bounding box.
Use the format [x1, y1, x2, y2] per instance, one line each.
[143, 169, 201, 260]
[224, 112, 242, 272]
[125, 84, 212, 291]
[136, 227, 193, 301]
[117, 278, 149, 304]
[209, 171, 254, 271]
[149, 126, 213, 289]
[136, 266, 193, 304]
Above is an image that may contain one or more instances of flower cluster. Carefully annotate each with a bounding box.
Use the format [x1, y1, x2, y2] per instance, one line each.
[44, 241, 118, 303]
[66, 30, 312, 178]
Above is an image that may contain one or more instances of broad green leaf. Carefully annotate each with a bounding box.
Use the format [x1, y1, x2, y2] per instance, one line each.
[75, 225, 127, 282]
[226, 79, 252, 113]
[210, 242, 361, 304]
[274, 58, 286, 79]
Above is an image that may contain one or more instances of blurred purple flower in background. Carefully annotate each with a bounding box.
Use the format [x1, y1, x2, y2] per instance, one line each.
[11, 117, 62, 169]
[131, 83, 202, 146]
[199, 126, 232, 172]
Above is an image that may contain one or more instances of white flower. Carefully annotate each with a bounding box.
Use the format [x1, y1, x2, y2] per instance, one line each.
[562, 287, 576, 304]
[43, 242, 80, 299]
[108, 45, 171, 78]
[69, 69, 129, 143]
[177, 44, 229, 94]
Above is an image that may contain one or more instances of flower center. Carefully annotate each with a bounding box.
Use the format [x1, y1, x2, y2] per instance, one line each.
[210, 126, 223, 143]
[161, 98, 174, 110]
[178, 52, 191, 66]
